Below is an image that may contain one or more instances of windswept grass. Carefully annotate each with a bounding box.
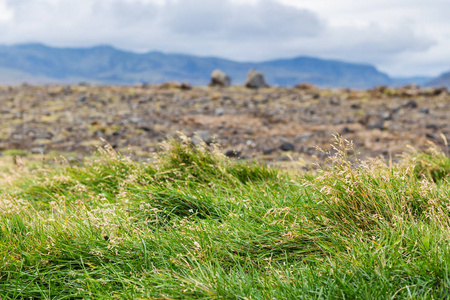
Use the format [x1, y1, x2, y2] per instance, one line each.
[0, 135, 449, 299]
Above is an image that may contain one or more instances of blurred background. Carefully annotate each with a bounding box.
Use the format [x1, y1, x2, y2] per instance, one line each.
[0, 0, 448, 164]
[0, 0, 449, 87]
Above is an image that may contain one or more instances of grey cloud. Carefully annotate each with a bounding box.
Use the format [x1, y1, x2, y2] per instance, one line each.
[0, 0, 444, 76]
[101, 1, 159, 27]
[318, 23, 436, 63]
[0, 0, 433, 57]
[160, 0, 323, 39]
[228, 0, 323, 39]
[4, 0, 323, 43]
[162, 0, 232, 35]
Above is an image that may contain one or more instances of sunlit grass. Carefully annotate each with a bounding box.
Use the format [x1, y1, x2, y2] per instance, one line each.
[0, 135, 449, 299]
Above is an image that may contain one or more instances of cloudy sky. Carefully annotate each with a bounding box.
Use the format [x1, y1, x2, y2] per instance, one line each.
[0, 0, 448, 77]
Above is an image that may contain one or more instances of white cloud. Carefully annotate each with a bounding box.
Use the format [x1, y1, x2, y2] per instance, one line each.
[0, 0, 14, 22]
[278, 0, 450, 76]
[0, 0, 448, 76]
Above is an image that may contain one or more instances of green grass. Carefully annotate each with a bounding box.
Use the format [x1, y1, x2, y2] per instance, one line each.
[0, 136, 449, 299]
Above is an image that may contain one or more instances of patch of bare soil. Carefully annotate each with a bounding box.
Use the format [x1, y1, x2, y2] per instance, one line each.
[0, 83, 448, 165]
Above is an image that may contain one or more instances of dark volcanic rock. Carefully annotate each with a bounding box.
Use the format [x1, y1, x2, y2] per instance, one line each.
[280, 141, 295, 152]
[139, 126, 153, 132]
[425, 124, 439, 131]
[426, 133, 437, 139]
[367, 121, 385, 130]
[224, 149, 241, 158]
[160, 82, 192, 90]
[402, 100, 418, 109]
[294, 83, 319, 91]
[430, 86, 447, 95]
[263, 148, 276, 155]
[341, 127, 355, 134]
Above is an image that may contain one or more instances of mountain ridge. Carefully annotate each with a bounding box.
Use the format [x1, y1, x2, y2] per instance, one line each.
[0, 43, 433, 88]
[426, 71, 450, 88]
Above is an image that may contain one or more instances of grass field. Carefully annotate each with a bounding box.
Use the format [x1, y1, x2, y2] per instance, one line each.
[0, 135, 449, 299]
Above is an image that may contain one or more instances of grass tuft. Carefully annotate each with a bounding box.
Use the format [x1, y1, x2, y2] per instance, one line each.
[307, 136, 450, 234]
[407, 143, 450, 183]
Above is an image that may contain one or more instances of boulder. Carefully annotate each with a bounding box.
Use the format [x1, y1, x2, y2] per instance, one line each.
[214, 107, 225, 116]
[263, 148, 276, 155]
[399, 84, 420, 97]
[426, 133, 438, 140]
[366, 120, 385, 130]
[159, 82, 192, 90]
[77, 96, 87, 103]
[245, 70, 269, 89]
[294, 82, 318, 91]
[402, 99, 418, 109]
[280, 140, 295, 152]
[191, 130, 213, 146]
[429, 86, 447, 96]
[224, 149, 241, 158]
[30, 147, 45, 154]
[209, 70, 231, 87]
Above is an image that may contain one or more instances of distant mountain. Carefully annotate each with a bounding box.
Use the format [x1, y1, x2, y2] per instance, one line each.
[426, 71, 450, 88]
[391, 76, 432, 87]
[0, 43, 429, 88]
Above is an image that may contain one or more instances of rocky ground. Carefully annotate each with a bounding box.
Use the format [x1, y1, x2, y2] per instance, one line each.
[0, 83, 449, 166]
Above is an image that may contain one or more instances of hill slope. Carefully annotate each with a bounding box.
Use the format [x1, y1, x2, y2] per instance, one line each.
[426, 71, 450, 88]
[0, 43, 403, 88]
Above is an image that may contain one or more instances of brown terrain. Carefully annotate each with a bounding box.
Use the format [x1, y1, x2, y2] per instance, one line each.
[0, 83, 449, 166]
